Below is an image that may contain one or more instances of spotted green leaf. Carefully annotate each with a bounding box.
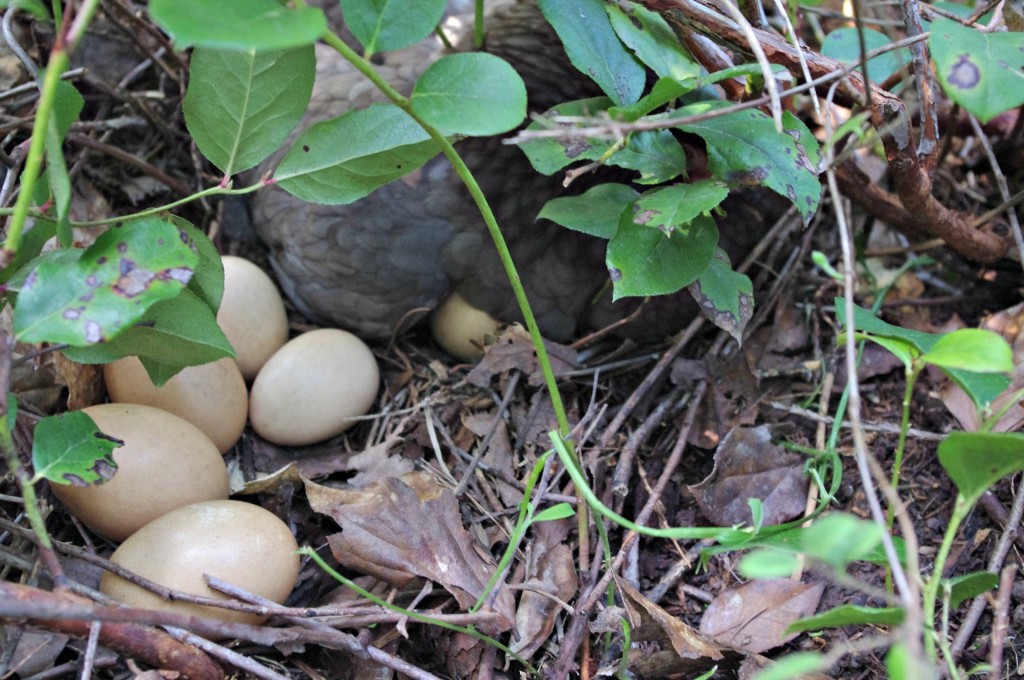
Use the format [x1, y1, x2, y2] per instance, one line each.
[31, 411, 121, 486]
[677, 103, 822, 225]
[13, 220, 198, 346]
[929, 18, 1024, 123]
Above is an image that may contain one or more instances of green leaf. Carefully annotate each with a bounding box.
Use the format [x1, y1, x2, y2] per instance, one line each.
[690, 249, 753, 344]
[943, 571, 999, 608]
[632, 181, 729, 231]
[339, 0, 446, 55]
[751, 652, 829, 680]
[169, 217, 224, 313]
[184, 46, 315, 176]
[938, 432, 1024, 505]
[519, 97, 615, 174]
[149, 0, 326, 50]
[738, 548, 799, 578]
[606, 3, 701, 81]
[532, 502, 576, 523]
[922, 328, 1014, 374]
[410, 53, 527, 136]
[5, 393, 17, 435]
[62, 289, 235, 387]
[929, 18, 1024, 124]
[51, 77, 84, 140]
[611, 78, 695, 122]
[14, 220, 198, 346]
[677, 104, 822, 225]
[612, 130, 689, 184]
[30, 411, 121, 486]
[538, 0, 645, 106]
[520, 100, 687, 183]
[0, 221, 55, 296]
[538, 183, 636, 239]
[787, 605, 904, 633]
[44, 115, 72, 247]
[821, 28, 909, 83]
[886, 642, 912, 680]
[837, 299, 1011, 407]
[0, 0, 49, 20]
[42, 74, 82, 247]
[799, 513, 886, 567]
[848, 331, 918, 368]
[275, 104, 441, 205]
[607, 212, 717, 299]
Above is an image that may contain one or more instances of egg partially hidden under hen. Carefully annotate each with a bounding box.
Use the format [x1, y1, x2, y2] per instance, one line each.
[249, 328, 379, 446]
[431, 291, 502, 362]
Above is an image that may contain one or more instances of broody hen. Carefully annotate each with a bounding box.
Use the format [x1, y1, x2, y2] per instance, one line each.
[251, 2, 784, 343]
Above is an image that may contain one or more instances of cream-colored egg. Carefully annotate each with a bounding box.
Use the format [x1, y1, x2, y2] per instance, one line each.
[217, 256, 289, 380]
[103, 357, 247, 454]
[431, 292, 502, 362]
[100, 500, 299, 632]
[249, 329, 379, 446]
[50, 404, 228, 541]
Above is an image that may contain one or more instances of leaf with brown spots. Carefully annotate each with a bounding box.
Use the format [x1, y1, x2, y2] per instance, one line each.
[13, 219, 198, 346]
[676, 103, 822, 225]
[31, 410, 121, 487]
[930, 18, 1024, 123]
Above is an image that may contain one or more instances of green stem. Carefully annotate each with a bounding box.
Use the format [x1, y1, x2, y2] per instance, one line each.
[317, 32, 571, 443]
[471, 450, 553, 612]
[0, 182, 263, 227]
[2, 51, 69, 262]
[301, 548, 539, 677]
[921, 494, 971, 661]
[885, 362, 921, 594]
[318, 28, 592, 578]
[0, 404, 64, 584]
[551, 433, 749, 541]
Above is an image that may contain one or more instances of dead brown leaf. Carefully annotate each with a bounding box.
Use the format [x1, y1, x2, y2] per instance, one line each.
[615, 576, 725, 661]
[252, 435, 414, 483]
[699, 579, 824, 654]
[511, 520, 577, 659]
[461, 411, 522, 507]
[305, 472, 515, 633]
[466, 324, 578, 388]
[689, 425, 806, 527]
[672, 355, 760, 448]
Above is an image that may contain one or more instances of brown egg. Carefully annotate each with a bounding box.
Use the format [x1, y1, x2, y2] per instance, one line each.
[103, 356, 247, 454]
[50, 404, 228, 541]
[100, 500, 299, 632]
[249, 329, 379, 446]
[430, 291, 502, 362]
[217, 256, 289, 380]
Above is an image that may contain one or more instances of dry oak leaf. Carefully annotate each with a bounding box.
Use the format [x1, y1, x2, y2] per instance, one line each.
[699, 579, 824, 654]
[511, 519, 578, 659]
[305, 472, 515, 634]
[689, 425, 805, 527]
[466, 324, 578, 388]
